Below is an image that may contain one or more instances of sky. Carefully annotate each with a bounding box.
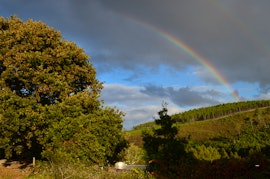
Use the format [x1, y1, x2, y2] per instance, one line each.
[1, 0, 270, 129]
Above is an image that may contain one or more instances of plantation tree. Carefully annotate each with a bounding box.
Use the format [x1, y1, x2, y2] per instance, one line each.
[0, 16, 127, 164]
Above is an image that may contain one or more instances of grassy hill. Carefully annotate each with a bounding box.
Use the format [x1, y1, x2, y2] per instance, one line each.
[126, 100, 270, 145]
[126, 100, 270, 178]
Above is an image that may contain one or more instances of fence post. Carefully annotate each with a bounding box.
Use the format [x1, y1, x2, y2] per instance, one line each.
[33, 157, 36, 167]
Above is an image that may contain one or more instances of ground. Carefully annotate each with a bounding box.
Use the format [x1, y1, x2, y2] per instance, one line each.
[0, 159, 32, 179]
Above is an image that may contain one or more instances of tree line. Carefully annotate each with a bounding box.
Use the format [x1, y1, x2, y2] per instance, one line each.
[172, 100, 270, 122]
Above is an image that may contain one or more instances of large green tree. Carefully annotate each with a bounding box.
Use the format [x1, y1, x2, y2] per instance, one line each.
[0, 16, 127, 164]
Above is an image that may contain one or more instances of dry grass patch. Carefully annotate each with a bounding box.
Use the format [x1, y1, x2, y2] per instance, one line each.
[0, 159, 32, 179]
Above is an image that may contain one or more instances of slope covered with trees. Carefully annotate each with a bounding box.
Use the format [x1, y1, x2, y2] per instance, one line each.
[172, 100, 270, 122]
[139, 105, 270, 178]
[132, 100, 270, 133]
[0, 16, 127, 165]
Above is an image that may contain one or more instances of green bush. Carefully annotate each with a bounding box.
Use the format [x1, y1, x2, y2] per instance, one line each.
[188, 145, 221, 162]
[123, 143, 145, 165]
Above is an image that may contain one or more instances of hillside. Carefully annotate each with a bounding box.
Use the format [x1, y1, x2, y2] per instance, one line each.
[127, 100, 270, 145]
[173, 100, 270, 123]
[127, 100, 270, 178]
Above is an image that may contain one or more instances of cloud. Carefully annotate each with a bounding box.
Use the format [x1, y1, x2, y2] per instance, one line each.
[123, 105, 182, 130]
[101, 84, 156, 106]
[3, 0, 270, 89]
[98, 0, 270, 89]
[101, 84, 183, 129]
[257, 92, 270, 100]
[140, 85, 223, 107]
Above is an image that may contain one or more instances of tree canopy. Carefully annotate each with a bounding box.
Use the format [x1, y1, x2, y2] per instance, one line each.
[0, 16, 127, 164]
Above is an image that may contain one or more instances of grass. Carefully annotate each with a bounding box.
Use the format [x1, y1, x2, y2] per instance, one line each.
[0, 168, 29, 179]
[0, 158, 152, 179]
[27, 160, 154, 179]
[0, 162, 31, 179]
[176, 115, 243, 141]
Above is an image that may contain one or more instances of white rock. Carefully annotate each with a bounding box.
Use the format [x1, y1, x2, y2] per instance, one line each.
[114, 162, 127, 170]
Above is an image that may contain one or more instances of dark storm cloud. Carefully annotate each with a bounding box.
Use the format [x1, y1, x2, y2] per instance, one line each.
[2, 0, 270, 89]
[140, 85, 221, 107]
[99, 0, 270, 89]
[0, 0, 204, 72]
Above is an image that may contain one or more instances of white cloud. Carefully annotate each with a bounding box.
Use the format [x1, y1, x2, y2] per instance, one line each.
[101, 84, 183, 129]
[258, 93, 270, 100]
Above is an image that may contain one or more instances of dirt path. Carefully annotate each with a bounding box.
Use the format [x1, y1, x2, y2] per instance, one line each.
[0, 159, 32, 179]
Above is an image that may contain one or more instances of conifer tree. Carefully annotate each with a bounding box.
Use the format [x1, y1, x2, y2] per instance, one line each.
[143, 103, 186, 177]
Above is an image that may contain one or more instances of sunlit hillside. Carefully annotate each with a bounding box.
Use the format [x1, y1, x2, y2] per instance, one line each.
[127, 100, 270, 145]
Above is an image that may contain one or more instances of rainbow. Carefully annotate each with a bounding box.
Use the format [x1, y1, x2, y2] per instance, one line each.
[123, 16, 241, 102]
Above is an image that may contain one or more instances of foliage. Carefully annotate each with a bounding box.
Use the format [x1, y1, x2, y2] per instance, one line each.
[124, 131, 144, 148]
[128, 102, 270, 177]
[0, 16, 127, 164]
[123, 143, 145, 165]
[41, 94, 128, 164]
[29, 160, 155, 179]
[132, 122, 156, 131]
[188, 154, 270, 178]
[173, 117, 270, 178]
[188, 144, 221, 162]
[142, 105, 187, 178]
